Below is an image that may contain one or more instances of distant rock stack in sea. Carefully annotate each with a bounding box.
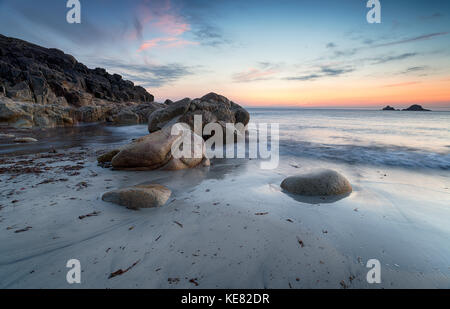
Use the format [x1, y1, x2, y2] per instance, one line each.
[381, 104, 431, 111]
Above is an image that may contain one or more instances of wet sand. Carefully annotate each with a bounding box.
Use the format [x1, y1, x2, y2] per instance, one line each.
[0, 134, 449, 288]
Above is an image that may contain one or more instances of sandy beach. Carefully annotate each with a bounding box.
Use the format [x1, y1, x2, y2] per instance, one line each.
[1, 126, 449, 288]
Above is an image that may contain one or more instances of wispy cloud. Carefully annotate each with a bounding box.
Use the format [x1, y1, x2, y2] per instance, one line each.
[233, 68, 277, 83]
[332, 48, 358, 58]
[191, 23, 230, 47]
[97, 59, 195, 88]
[130, 16, 143, 41]
[371, 52, 418, 64]
[138, 37, 198, 51]
[331, 32, 448, 61]
[419, 12, 444, 20]
[382, 81, 421, 88]
[285, 66, 354, 81]
[372, 32, 449, 48]
[401, 66, 428, 74]
[153, 14, 191, 36]
[232, 62, 281, 82]
[180, 3, 232, 48]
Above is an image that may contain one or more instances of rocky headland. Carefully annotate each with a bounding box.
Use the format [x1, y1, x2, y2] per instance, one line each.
[0, 34, 162, 128]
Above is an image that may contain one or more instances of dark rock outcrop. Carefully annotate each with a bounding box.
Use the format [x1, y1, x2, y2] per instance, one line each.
[148, 92, 250, 141]
[382, 105, 396, 111]
[402, 104, 431, 111]
[0, 34, 163, 128]
[0, 34, 153, 105]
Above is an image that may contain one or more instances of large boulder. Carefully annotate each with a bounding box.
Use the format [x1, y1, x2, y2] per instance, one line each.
[148, 98, 191, 132]
[102, 184, 171, 210]
[109, 125, 209, 170]
[0, 97, 33, 128]
[147, 93, 250, 141]
[111, 129, 178, 170]
[281, 169, 352, 196]
[113, 109, 140, 125]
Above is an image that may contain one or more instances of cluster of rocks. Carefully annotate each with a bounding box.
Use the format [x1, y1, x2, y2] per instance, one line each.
[98, 92, 250, 171]
[0, 34, 161, 128]
[99, 92, 251, 208]
[149, 92, 250, 139]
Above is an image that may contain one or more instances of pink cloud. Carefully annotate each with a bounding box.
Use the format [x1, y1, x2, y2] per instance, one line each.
[138, 37, 198, 52]
[233, 68, 278, 82]
[154, 14, 190, 36]
[132, 0, 195, 52]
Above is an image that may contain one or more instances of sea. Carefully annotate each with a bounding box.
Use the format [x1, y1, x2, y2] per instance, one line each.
[1, 108, 449, 170]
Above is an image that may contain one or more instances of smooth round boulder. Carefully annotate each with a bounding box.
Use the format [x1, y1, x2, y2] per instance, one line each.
[281, 169, 352, 196]
[110, 125, 209, 171]
[111, 129, 180, 170]
[14, 137, 38, 143]
[102, 184, 171, 210]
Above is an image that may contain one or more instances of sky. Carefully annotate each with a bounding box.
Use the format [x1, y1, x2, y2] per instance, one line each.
[0, 0, 449, 108]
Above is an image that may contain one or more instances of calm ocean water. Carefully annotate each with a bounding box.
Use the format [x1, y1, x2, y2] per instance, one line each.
[2, 108, 449, 170]
[249, 108, 450, 170]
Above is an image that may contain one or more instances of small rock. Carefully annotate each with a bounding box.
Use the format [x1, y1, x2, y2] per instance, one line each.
[102, 184, 171, 210]
[14, 137, 38, 143]
[0, 133, 15, 139]
[97, 149, 120, 163]
[281, 169, 352, 196]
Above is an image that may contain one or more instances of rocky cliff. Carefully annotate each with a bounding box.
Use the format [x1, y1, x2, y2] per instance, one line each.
[0, 34, 163, 128]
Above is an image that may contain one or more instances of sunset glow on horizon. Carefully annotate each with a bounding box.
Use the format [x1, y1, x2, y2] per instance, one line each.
[1, 0, 449, 109]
